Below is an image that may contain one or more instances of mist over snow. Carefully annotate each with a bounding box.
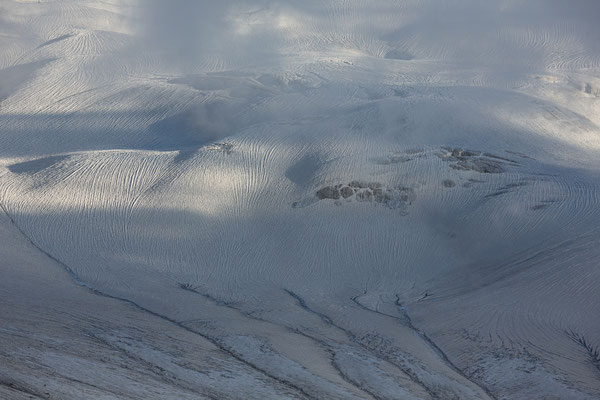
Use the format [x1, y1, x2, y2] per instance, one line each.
[131, 0, 600, 72]
[1, 1, 600, 399]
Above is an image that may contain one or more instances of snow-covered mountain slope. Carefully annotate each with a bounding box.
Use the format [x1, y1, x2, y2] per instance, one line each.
[1, 1, 599, 398]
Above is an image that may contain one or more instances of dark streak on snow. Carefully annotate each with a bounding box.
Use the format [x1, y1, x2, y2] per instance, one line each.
[37, 34, 74, 49]
[0, 201, 312, 400]
[566, 330, 600, 376]
[284, 289, 439, 399]
[350, 293, 497, 400]
[0, 378, 48, 399]
[179, 284, 371, 399]
[8, 155, 69, 174]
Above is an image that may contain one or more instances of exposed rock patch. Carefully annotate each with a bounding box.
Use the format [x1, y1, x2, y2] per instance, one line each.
[313, 181, 416, 211]
[438, 147, 518, 174]
[206, 142, 234, 154]
[340, 186, 354, 198]
[317, 185, 342, 200]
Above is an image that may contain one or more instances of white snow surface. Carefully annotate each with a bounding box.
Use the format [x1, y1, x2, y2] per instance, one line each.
[1, 1, 600, 398]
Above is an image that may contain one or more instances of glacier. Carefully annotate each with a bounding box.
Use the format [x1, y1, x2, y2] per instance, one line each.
[1, 1, 599, 398]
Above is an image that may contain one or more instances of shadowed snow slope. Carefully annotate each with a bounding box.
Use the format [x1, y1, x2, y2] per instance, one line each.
[1, 0, 599, 398]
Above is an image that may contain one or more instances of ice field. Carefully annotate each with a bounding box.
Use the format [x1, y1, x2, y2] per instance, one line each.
[1, 1, 600, 398]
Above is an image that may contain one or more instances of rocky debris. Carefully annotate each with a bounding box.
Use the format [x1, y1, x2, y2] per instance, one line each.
[313, 181, 415, 211]
[442, 179, 456, 188]
[356, 190, 373, 201]
[349, 181, 382, 190]
[349, 181, 369, 189]
[340, 186, 354, 198]
[453, 158, 505, 174]
[438, 147, 517, 174]
[206, 142, 234, 154]
[445, 148, 481, 158]
[317, 185, 341, 200]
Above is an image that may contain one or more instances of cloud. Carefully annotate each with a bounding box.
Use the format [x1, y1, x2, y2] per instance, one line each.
[136, 1, 230, 68]
[132, 0, 600, 74]
[134, 0, 297, 72]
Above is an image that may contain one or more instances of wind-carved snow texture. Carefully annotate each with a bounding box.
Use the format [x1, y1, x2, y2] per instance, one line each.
[1, 0, 600, 399]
